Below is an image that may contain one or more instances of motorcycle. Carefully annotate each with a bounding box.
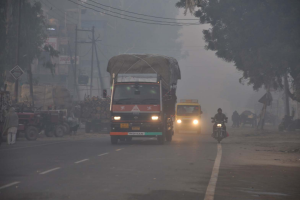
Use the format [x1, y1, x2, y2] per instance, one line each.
[211, 117, 228, 143]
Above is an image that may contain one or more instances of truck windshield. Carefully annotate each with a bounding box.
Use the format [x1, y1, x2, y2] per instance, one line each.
[113, 84, 160, 105]
[177, 105, 200, 116]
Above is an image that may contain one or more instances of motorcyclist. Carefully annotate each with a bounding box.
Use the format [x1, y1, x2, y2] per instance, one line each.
[212, 108, 227, 137]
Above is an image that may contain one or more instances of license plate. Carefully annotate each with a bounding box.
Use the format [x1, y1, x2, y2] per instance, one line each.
[128, 132, 145, 135]
[120, 123, 129, 128]
[132, 126, 140, 130]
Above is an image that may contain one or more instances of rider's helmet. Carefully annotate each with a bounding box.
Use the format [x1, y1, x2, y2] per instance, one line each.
[218, 108, 222, 113]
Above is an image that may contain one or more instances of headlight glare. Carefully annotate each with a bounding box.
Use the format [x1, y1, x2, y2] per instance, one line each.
[193, 119, 199, 125]
[152, 116, 159, 120]
[114, 116, 121, 120]
[217, 124, 222, 127]
[177, 119, 182, 124]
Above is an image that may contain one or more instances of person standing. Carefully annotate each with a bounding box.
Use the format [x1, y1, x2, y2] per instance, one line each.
[232, 111, 240, 128]
[3, 107, 19, 145]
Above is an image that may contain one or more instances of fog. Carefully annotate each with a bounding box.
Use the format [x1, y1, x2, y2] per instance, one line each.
[176, 15, 265, 124]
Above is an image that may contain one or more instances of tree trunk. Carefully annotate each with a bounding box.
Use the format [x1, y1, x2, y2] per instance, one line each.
[28, 66, 34, 107]
[284, 74, 290, 116]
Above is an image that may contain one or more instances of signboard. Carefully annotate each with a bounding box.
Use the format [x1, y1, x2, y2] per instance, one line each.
[258, 92, 273, 106]
[44, 37, 58, 50]
[10, 65, 24, 80]
[59, 55, 79, 65]
[59, 37, 69, 45]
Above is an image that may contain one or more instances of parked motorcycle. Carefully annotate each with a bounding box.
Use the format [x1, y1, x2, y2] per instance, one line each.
[211, 117, 228, 143]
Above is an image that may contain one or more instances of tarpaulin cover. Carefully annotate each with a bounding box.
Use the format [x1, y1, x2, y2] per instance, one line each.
[107, 54, 181, 90]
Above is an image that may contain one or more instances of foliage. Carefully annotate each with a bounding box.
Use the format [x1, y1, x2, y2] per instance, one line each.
[176, 0, 300, 102]
[0, 1, 58, 87]
[41, 45, 60, 75]
[0, 0, 8, 87]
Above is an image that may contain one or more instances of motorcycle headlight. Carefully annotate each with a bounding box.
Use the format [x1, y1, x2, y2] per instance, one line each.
[177, 119, 182, 124]
[152, 116, 159, 120]
[193, 119, 199, 125]
[114, 116, 121, 120]
[217, 124, 222, 127]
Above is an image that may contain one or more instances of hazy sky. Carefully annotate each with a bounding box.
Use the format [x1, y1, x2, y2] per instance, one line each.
[175, 12, 264, 122]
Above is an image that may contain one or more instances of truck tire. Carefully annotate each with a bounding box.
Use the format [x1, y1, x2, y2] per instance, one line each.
[25, 126, 38, 141]
[85, 123, 91, 133]
[157, 135, 165, 144]
[111, 136, 118, 145]
[54, 125, 65, 137]
[166, 133, 172, 142]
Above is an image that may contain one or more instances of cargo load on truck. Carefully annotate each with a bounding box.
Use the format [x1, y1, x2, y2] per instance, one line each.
[107, 54, 181, 90]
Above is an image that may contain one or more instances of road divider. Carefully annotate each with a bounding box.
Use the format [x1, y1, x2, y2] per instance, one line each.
[204, 143, 222, 200]
[0, 182, 20, 190]
[39, 167, 61, 175]
[75, 159, 89, 164]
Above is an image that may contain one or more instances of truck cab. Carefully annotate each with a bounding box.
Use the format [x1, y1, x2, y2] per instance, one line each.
[175, 99, 202, 134]
[110, 74, 170, 144]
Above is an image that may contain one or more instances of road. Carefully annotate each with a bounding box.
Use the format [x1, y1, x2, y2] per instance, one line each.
[1, 132, 300, 200]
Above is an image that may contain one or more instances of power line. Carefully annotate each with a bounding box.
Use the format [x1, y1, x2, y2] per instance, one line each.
[78, 45, 93, 57]
[78, 0, 199, 25]
[67, 0, 198, 26]
[89, 0, 198, 21]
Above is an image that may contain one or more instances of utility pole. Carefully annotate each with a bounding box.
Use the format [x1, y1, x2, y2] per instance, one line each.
[75, 27, 95, 97]
[74, 25, 78, 99]
[284, 74, 290, 116]
[90, 26, 95, 96]
[94, 43, 103, 92]
[14, 0, 22, 102]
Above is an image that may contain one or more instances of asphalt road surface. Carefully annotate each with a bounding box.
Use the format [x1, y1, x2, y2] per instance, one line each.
[0, 132, 299, 200]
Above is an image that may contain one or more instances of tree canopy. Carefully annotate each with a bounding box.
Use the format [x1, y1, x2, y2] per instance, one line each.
[0, 1, 58, 87]
[177, 0, 300, 102]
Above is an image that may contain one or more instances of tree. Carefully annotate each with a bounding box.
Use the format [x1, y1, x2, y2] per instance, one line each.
[176, 0, 300, 102]
[0, 1, 58, 87]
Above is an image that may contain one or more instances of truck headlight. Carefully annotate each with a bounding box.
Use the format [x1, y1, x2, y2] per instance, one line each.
[152, 116, 159, 120]
[114, 116, 121, 120]
[217, 124, 222, 127]
[177, 119, 182, 124]
[193, 119, 199, 125]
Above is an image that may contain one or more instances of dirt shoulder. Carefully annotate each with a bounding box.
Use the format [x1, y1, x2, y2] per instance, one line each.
[223, 127, 300, 167]
[215, 127, 300, 200]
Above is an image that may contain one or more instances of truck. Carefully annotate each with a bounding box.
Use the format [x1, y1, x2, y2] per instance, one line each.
[175, 99, 202, 134]
[107, 54, 181, 144]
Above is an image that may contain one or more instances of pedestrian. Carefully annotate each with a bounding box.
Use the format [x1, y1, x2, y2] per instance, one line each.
[232, 111, 240, 128]
[3, 107, 19, 145]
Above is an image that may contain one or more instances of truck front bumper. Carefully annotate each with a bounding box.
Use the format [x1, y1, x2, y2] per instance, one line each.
[110, 122, 162, 136]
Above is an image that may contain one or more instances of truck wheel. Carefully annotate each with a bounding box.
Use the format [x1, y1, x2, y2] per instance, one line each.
[54, 125, 65, 137]
[111, 136, 118, 145]
[85, 123, 91, 133]
[157, 135, 165, 145]
[166, 133, 172, 142]
[25, 126, 38, 141]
